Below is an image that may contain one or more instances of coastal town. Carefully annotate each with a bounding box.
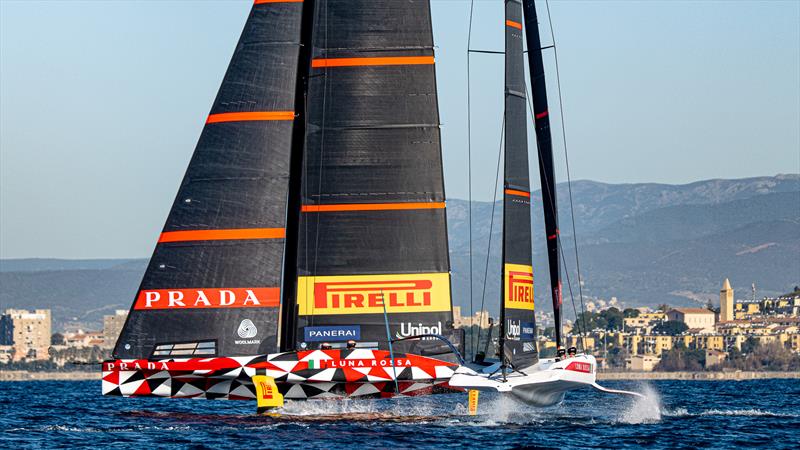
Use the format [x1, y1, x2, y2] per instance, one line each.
[2, 279, 798, 374]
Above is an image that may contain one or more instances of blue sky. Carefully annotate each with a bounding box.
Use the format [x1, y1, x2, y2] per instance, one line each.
[1, 0, 798, 258]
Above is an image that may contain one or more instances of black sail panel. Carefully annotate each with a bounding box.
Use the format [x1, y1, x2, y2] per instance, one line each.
[500, 0, 537, 369]
[522, 0, 562, 348]
[295, 0, 459, 357]
[113, 2, 303, 359]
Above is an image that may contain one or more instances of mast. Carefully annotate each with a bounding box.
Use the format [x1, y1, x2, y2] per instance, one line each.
[521, 0, 563, 349]
[279, 0, 316, 352]
[500, 0, 537, 370]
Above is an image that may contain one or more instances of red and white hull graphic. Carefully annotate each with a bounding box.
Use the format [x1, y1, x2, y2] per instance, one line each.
[102, 349, 461, 401]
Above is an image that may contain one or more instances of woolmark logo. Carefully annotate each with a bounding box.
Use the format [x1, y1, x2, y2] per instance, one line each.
[237, 319, 257, 338]
[235, 319, 260, 345]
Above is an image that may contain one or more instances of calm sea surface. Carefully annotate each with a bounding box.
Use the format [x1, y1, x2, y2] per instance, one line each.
[1, 378, 798, 449]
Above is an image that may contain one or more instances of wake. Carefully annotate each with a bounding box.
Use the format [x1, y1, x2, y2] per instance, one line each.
[619, 384, 662, 424]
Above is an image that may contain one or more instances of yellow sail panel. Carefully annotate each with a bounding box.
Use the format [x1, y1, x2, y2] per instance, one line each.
[504, 264, 534, 311]
[297, 273, 451, 316]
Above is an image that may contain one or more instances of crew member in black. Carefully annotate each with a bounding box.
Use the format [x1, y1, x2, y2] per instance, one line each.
[346, 340, 357, 350]
[567, 346, 577, 358]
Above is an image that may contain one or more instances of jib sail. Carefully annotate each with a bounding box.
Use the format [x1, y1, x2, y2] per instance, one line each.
[293, 0, 459, 357]
[113, 1, 304, 359]
[499, 0, 538, 369]
[522, 0, 563, 348]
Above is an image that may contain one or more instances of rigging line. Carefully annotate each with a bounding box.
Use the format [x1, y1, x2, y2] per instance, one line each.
[466, 0, 475, 360]
[544, 0, 588, 335]
[475, 114, 506, 358]
[309, 0, 329, 329]
[522, 80, 583, 341]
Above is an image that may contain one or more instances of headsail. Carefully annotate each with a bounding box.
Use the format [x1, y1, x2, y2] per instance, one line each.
[113, 1, 304, 359]
[522, 0, 563, 348]
[499, 0, 537, 369]
[294, 0, 459, 357]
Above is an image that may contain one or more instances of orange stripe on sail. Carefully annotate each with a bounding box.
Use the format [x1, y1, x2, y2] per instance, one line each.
[505, 189, 530, 198]
[206, 111, 294, 124]
[254, 0, 303, 4]
[311, 56, 435, 68]
[158, 228, 286, 243]
[301, 202, 446, 213]
[506, 20, 522, 30]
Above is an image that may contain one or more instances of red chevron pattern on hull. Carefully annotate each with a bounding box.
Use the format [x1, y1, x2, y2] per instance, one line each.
[102, 349, 461, 400]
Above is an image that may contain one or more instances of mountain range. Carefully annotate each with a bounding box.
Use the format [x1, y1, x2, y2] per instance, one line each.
[1, 174, 798, 330]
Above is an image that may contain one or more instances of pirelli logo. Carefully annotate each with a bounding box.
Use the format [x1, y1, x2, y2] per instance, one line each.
[504, 264, 534, 311]
[297, 273, 451, 316]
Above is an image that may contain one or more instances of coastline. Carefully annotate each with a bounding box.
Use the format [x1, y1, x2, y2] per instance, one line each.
[597, 371, 800, 381]
[0, 370, 100, 381]
[2, 369, 798, 382]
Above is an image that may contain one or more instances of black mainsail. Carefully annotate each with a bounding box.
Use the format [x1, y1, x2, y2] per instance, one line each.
[499, 0, 537, 369]
[113, 1, 304, 359]
[294, 0, 457, 356]
[522, 0, 563, 349]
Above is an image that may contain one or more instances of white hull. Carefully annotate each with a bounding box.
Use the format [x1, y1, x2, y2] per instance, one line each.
[450, 354, 642, 407]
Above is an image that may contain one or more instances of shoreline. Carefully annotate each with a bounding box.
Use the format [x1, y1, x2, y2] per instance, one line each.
[2, 370, 798, 382]
[597, 371, 800, 381]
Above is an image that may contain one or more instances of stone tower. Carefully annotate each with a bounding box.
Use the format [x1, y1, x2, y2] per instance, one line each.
[720, 278, 734, 322]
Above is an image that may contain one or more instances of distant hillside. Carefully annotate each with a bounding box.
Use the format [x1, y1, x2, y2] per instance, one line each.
[0, 258, 140, 273]
[447, 174, 799, 316]
[1, 175, 797, 329]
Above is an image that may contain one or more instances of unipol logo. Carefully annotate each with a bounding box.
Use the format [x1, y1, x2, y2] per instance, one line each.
[506, 319, 521, 339]
[237, 319, 257, 338]
[396, 321, 442, 340]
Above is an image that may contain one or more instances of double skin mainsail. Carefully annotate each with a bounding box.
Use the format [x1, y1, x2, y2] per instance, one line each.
[105, 0, 462, 403]
[499, 0, 538, 371]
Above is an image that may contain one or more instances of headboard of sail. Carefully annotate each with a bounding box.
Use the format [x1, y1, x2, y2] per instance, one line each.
[294, 0, 459, 357]
[113, 1, 303, 359]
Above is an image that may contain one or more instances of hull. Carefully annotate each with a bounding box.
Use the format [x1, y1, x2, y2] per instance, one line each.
[102, 348, 461, 401]
[449, 355, 599, 407]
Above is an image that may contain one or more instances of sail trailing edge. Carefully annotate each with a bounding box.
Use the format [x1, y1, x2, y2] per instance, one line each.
[500, 0, 538, 369]
[522, 0, 563, 349]
[113, 1, 304, 359]
[295, 0, 460, 357]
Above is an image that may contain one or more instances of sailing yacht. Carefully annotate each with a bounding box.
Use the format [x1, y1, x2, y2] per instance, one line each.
[449, 0, 642, 406]
[103, 0, 465, 406]
[102, 0, 640, 411]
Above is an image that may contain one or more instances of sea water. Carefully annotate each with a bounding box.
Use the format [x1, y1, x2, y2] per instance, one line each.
[1, 379, 798, 449]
